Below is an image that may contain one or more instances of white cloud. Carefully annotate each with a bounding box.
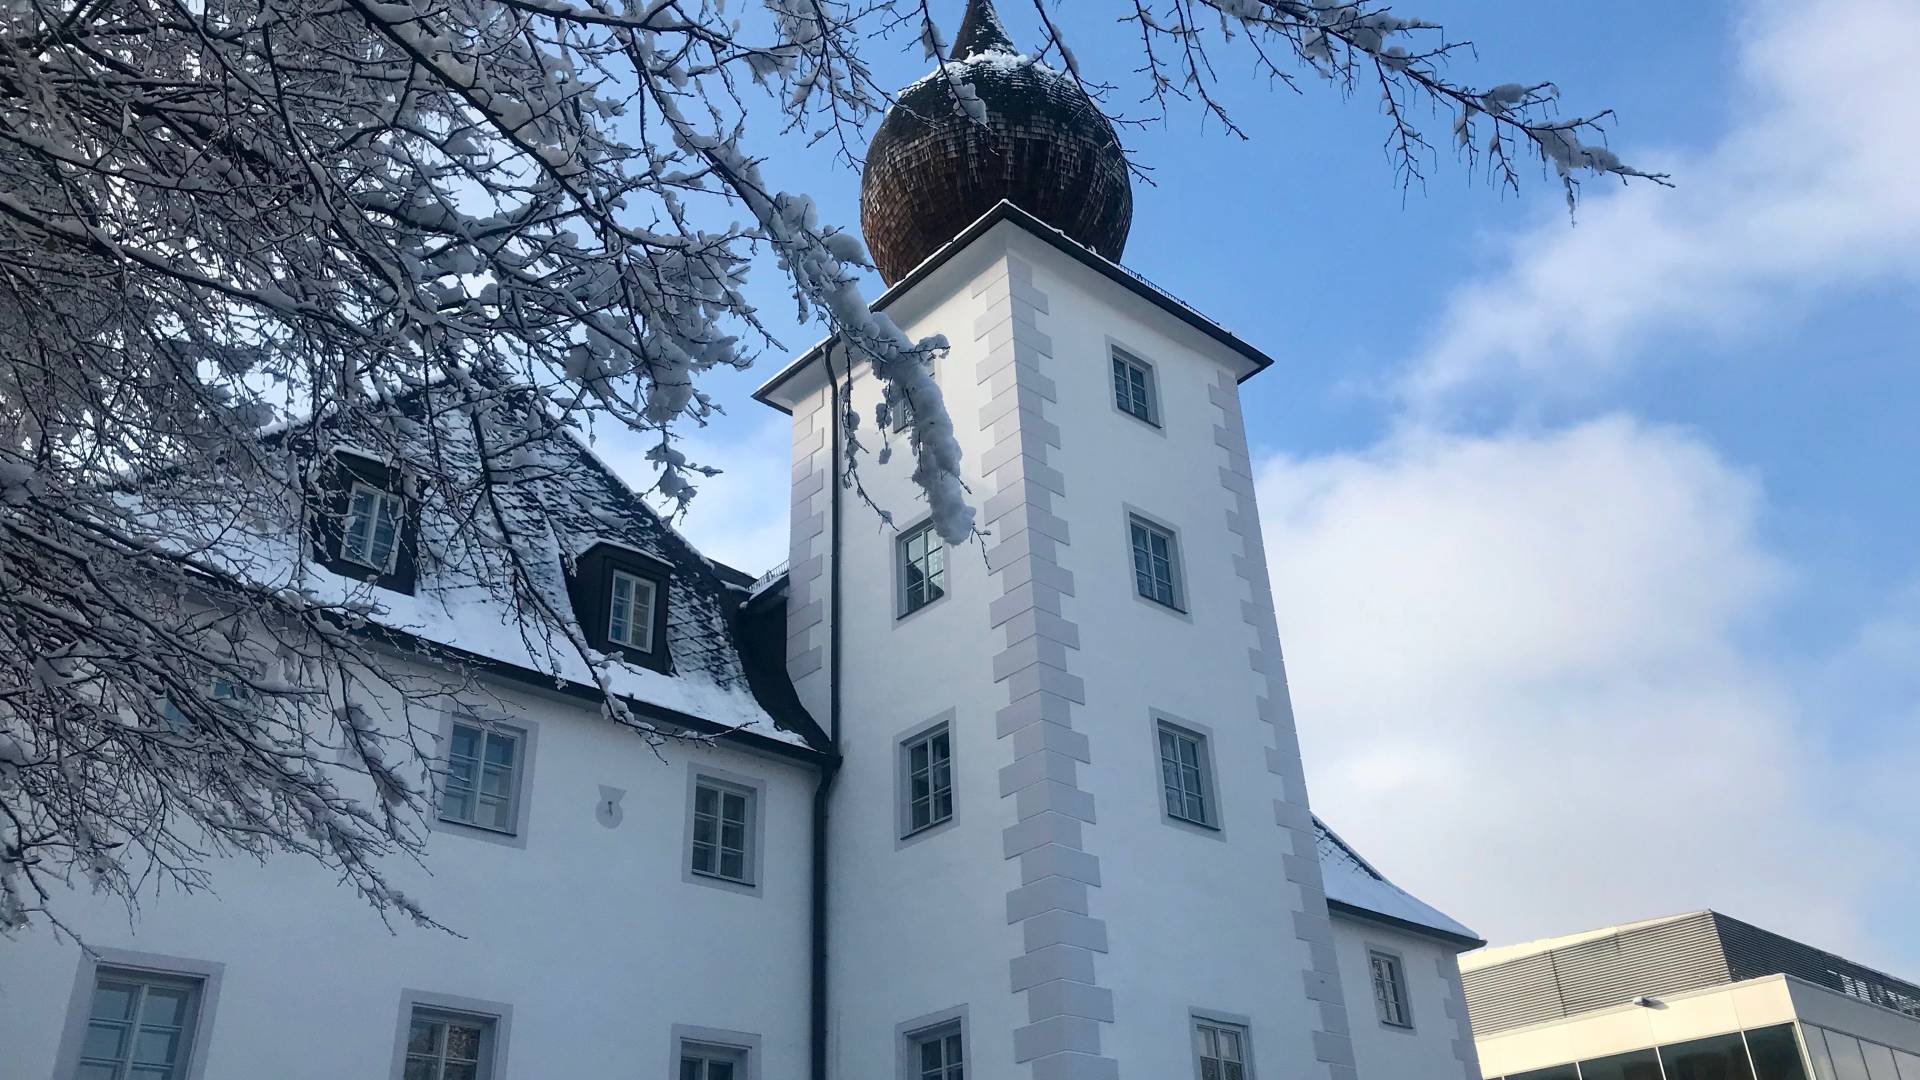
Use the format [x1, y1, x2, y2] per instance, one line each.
[1257, 417, 1919, 967]
[1407, 0, 1920, 408]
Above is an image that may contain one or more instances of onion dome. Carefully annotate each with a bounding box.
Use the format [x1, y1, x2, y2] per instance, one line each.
[860, 0, 1133, 285]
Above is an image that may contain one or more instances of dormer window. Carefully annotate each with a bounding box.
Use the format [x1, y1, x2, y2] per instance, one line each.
[567, 542, 672, 674]
[342, 482, 405, 572]
[607, 570, 657, 652]
[312, 450, 417, 593]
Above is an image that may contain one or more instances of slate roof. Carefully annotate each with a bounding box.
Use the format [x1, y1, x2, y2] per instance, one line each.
[237, 386, 827, 756]
[1316, 815, 1484, 948]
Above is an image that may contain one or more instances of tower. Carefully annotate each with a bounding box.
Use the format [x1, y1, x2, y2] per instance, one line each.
[757, 2, 1358, 1076]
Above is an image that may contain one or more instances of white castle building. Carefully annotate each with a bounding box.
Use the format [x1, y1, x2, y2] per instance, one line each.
[2, 3, 1482, 1078]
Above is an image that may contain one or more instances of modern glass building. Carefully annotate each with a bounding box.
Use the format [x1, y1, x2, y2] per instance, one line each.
[1464, 912, 1920, 1080]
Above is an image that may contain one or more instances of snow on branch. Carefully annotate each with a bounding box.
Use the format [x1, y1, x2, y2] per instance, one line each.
[0, 0, 1660, 936]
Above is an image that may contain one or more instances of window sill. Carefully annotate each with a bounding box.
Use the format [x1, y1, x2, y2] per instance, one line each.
[1133, 590, 1193, 622]
[895, 590, 950, 622]
[1161, 812, 1226, 842]
[430, 814, 526, 849]
[897, 815, 957, 849]
[1114, 406, 1165, 433]
[685, 867, 762, 897]
[1379, 1021, 1417, 1034]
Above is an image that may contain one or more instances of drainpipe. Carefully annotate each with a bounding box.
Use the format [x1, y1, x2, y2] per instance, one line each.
[809, 369, 845, 1080]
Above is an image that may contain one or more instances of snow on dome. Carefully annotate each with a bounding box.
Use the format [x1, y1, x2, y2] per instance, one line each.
[860, 0, 1132, 285]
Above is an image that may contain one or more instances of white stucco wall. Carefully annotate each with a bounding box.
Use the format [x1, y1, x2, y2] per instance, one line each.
[1333, 915, 1483, 1079]
[0, 664, 817, 1080]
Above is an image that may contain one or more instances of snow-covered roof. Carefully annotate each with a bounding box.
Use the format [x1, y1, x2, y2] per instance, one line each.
[1316, 816, 1483, 947]
[222, 388, 825, 754]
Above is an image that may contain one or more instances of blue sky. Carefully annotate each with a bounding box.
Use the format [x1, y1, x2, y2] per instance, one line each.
[602, 0, 1920, 973]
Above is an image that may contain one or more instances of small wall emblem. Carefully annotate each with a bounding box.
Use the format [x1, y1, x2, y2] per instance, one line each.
[596, 785, 626, 829]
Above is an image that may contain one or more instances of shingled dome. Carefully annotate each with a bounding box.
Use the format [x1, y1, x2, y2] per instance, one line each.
[860, 0, 1132, 284]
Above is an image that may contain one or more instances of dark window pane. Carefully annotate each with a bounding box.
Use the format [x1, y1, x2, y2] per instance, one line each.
[1510, 1067, 1580, 1080]
[407, 1019, 437, 1055]
[82, 1021, 127, 1061]
[1582, 1048, 1666, 1080]
[1744, 1027, 1810, 1080]
[682, 1058, 702, 1080]
[1663, 1031, 1756, 1080]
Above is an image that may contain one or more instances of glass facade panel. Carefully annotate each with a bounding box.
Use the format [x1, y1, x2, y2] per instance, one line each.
[1663, 1031, 1757, 1080]
[1807, 1026, 1841, 1080]
[1744, 1025, 1811, 1080]
[1893, 1050, 1920, 1080]
[1827, 1031, 1873, 1080]
[1581, 1048, 1665, 1080]
[1861, 1043, 1901, 1080]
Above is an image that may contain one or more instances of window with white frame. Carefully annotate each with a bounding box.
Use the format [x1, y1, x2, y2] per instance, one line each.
[901, 724, 954, 835]
[440, 720, 523, 833]
[908, 1022, 964, 1080]
[1111, 347, 1158, 426]
[898, 521, 946, 616]
[1129, 515, 1182, 610]
[74, 968, 204, 1080]
[1158, 721, 1214, 828]
[690, 779, 755, 884]
[342, 481, 406, 572]
[404, 1007, 496, 1080]
[1192, 1017, 1250, 1080]
[607, 569, 658, 652]
[1369, 949, 1413, 1028]
[680, 1041, 747, 1080]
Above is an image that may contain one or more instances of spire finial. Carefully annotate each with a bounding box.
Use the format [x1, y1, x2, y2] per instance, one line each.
[949, 0, 1014, 59]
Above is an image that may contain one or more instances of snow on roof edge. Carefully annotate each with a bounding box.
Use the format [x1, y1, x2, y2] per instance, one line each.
[1315, 816, 1482, 947]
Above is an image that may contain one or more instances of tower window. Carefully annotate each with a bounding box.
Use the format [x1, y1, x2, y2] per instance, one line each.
[1111, 347, 1159, 426]
[898, 520, 946, 617]
[679, 1041, 748, 1080]
[440, 720, 525, 834]
[1129, 514, 1183, 611]
[908, 1022, 964, 1080]
[690, 779, 755, 884]
[607, 570, 658, 653]
[341, 481, 406, 573]
[404, 1007, 498, 1080]
[75, 968, 205, 1080]
[1370, 949, 1414, 1029]
[901, 724, 954, 836]
[1158, 720, 1216, 829]
[1192, 1017, 1251, 1080]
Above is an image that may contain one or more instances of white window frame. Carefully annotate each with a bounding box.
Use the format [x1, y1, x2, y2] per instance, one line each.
[342, 480, 406, 573]
[1127, 511, 1186, 613]
[1110, 345, 1160, 427]
[54, 948, 225, 1080]
[607, 569, 659, 653]
[672, 1025, 761, 1080]
[898, 714, 956, 840]
[1369, 948, 1414, 1029]
[388, 990, 511, 1080]
[897, 519, 948, 618]
[432, 714, 536, 847]
[896, 1006, 970, 1080]
[1191, 1011, 1255, 1080]
[1154, 714, 1223, 836]
[682, 765, 766, 897]
[906, 1021, 964, 1080]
